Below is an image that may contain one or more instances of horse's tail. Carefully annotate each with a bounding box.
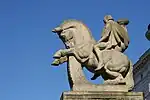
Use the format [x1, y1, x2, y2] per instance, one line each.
[124, 60, 134, 91]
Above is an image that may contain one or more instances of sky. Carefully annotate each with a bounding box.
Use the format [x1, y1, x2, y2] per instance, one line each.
[0, 0, 150, 100]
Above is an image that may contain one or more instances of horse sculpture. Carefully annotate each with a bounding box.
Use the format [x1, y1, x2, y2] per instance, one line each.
[51, 19, 134, 91]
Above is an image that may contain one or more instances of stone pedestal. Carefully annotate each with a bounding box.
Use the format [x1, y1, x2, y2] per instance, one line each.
[60, 91, 144, 100]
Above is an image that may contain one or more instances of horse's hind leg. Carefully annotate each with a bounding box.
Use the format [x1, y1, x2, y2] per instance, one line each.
[104, 63, 126, 84]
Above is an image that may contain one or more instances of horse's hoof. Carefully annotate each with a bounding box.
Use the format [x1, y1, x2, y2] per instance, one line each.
[104, 80, 117, 85]
[51, 63, 59, 66]
[104, 80, 111, 84]
[104, 79, 126, 85]
[117, 79, 126, 85]
[95, 63, 104, 71]
[91, 73, 100, 80]
[53, 54, 61, 58]
[91, 76, 97, 80]
[51, 60, 60, 66]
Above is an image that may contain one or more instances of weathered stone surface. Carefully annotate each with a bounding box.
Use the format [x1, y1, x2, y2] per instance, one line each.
[67, 56, 133, 92]
[71, 84, 128, 92]
[61, 91, 144, 100]
[52, 15, 134, 92]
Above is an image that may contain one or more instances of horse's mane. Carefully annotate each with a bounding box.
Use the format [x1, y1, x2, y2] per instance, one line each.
[61, 19, 93, 38]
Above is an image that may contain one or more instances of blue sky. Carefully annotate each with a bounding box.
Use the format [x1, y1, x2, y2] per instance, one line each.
[0, 0, 149, 100]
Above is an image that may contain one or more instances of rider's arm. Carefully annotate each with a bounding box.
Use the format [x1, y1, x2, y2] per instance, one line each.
[98, 23, 111, 43]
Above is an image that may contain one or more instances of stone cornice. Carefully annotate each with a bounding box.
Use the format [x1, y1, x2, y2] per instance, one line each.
[133, 49, 150, 75]
[133, 55, 150, 75]
[133, 72, 149, 87]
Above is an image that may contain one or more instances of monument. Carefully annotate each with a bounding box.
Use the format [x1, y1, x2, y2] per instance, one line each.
[51, 15, 144, 100]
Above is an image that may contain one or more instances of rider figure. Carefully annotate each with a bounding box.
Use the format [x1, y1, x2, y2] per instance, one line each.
[93, 15, 130, 73]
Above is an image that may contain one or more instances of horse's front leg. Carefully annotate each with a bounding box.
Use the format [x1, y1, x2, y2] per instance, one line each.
[53, 48, 74, 58]
[51, 56, 68, 66]
[52, 48, 74, 66]
[53, 48, 87, 64]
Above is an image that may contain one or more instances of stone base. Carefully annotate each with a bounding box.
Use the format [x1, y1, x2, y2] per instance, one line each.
[60, 91, 144, 100]
[72, 84, 128, 92]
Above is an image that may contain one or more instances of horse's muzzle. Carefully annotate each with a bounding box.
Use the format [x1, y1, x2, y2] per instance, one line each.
[52, 27, 63, 33]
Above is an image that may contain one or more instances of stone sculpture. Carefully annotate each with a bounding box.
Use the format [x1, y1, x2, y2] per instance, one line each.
[51, 15, 134, 92]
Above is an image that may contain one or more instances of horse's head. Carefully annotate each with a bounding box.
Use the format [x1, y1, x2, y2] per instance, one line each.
[52, 20, 96, 48]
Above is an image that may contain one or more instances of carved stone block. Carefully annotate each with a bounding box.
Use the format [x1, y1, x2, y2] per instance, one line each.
[60, 91, 144, 100]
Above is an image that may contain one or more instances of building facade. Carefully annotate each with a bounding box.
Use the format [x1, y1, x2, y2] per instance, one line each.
[133, 48, 150, 100]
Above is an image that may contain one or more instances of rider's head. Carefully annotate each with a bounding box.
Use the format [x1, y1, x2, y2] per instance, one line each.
[103, 15, 114, 24]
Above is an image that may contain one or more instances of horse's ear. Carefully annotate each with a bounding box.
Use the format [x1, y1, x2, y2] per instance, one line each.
[52, 27, 63, 33]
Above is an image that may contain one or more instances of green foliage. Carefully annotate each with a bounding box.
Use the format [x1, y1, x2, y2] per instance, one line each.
[145, 30, 150, 41]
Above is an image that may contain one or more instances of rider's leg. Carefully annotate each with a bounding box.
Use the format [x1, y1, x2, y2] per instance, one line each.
[94, 42, 109, 71]
[93, 44, 104, 71]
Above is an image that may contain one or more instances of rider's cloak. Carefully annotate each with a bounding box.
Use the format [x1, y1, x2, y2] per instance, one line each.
[100, 20, 129, 52]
